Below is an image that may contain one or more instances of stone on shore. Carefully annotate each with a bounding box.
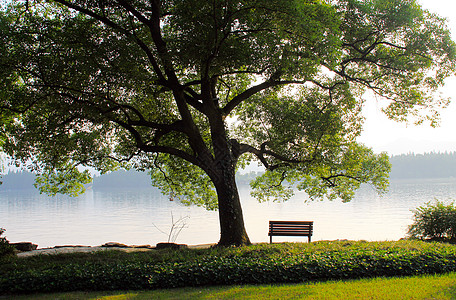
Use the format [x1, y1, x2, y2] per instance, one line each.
[15, 242, 213, 257]
[11, 242, 38, 252]
[102, 242, 152, 248]
[155, 242, 188, 250]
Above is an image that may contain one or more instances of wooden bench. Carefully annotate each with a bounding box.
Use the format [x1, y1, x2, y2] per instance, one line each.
[268, 221, 313, 243]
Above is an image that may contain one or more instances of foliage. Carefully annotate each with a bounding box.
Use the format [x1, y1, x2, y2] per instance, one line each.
[0, 0, 453, 201]
[3, 241, 456, 293]
[408, 200, 456, 241]
[0, 228, 15, 258]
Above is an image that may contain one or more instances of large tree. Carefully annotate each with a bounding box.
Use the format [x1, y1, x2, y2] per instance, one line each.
[0, 0, 455, 245]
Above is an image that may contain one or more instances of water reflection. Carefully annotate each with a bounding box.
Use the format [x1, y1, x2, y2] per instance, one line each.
[1, 178, 456, 248]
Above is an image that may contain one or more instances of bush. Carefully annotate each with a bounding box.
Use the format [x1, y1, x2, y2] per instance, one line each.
[0, 228, 15, 258]
[2, 241, 456, 293]
[408, 200, 456, 242]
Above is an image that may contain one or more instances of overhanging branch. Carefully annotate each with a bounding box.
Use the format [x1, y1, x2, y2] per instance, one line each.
[234, 140, 314, 171]
[321, 174, 361, 187]
[222, 80, 280, 116]
[51, 0, 167, 84]
[47, 85, 186, 136]
[111, 118, 202, 168]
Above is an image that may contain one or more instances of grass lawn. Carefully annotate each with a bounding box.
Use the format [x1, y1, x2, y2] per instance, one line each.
[3, 240, 456, 297]
[4, 272, 456, 299]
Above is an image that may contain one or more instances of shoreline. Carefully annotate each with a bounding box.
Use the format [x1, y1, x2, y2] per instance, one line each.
[16, 242, 216, 257]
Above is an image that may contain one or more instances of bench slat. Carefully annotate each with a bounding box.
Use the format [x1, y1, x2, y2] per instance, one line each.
[269, 233, 312, 236]
[270, 230, 312, 232]
[270, 232, 312, 234]
[269, 226, 312, 230]
[269, 221, 313, 225]
[270, 230, 311, 232]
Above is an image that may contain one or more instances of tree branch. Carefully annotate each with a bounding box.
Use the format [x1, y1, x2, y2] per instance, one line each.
[321, 174, 361, 187]
[111, 118, 201, 167]
[115, 0, 151, 25]
[41, 84, 183, 134]
[234, 140, 314, 171]
[149, 0, 180, 86]
[51, 0, 167, 84]
[222, 80, 279, 116]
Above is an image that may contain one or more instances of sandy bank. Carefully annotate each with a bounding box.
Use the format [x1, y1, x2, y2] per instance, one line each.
[16, 243, 216, 257]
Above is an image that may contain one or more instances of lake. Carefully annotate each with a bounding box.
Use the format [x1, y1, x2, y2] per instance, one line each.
[2, 178, 456, 248]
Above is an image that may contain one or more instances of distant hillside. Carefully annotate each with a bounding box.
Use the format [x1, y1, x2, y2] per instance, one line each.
[92, 169, 154, 189]
[0, 169, 155, 190]
[0, 170, 36, 189]
[2, 154, 456, 191]
[0, 169, 264, 190]
[389, 152, 456, 179]
[91, 170, 263, 188]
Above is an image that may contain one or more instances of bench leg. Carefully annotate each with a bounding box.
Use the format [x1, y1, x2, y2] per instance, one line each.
[270, 235, 272, 244]
[308, 236, 311, 243]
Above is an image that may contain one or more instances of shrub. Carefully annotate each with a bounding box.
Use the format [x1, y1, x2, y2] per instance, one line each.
[408, 200, 456, 242]
[2, 241, 456, 293]
[0, 228, 15, 258]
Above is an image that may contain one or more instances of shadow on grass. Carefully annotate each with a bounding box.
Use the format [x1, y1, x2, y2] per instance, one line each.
[6, 273, 456, 300]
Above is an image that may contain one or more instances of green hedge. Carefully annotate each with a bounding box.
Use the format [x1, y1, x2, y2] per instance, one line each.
[0, 228, 15, 258]
[2, 241, 456, 293]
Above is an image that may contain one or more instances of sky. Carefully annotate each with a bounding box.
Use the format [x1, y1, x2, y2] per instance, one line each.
[358, 0, 456, 155]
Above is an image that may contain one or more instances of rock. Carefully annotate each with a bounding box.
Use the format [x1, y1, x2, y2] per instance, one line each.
[11, 242, 38, 252]
[131, 245, 152, 249]
[155, 242, 188, 250]
[54, 245, 91, 248]
[102, 242, 129, 248]
[101, 242, 152, 249]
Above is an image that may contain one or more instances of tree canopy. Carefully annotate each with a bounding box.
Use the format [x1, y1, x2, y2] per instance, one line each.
[1, 0, 455, 245]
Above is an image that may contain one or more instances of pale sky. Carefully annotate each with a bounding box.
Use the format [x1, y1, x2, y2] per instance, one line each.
[358, 0, 456, 155]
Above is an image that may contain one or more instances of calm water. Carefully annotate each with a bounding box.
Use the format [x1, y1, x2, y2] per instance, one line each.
[2, 178, 456, 248]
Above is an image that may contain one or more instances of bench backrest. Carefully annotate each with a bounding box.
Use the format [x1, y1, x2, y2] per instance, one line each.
[268, 221, 313, 237]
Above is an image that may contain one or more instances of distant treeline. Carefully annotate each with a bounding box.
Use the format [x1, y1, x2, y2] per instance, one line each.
[390, 152, 456, 179]
[92, 169, 153, 189]
[91, 170, 263, 189]
[0, 170, 36, 190]
[0, 169, 263, 190]
[0, 169, 154, 190]
[1, 153, 455, 190]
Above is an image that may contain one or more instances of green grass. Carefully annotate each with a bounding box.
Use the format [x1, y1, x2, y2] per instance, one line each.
[3, 240, 456, 295]
[4, 272, 456, 299]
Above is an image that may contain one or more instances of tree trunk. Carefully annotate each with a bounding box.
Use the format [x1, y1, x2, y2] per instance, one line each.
[203, 90, 251, 246]
[214, 168, 251, 246]
[210, 135, 251, 246]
